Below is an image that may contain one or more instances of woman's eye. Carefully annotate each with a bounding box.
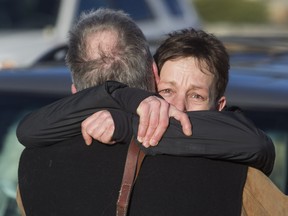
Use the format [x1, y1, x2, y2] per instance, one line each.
[158, 89, 173, 96]
[190, 94, 205, 101]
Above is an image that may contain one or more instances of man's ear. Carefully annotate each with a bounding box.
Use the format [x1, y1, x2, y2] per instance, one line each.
[217, 96, 226, 111]
[71, 84, 77, 94]
[152, 61, 160, 85]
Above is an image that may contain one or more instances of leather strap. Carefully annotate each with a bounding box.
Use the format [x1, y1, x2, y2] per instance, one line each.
[116, 137, 145, 216]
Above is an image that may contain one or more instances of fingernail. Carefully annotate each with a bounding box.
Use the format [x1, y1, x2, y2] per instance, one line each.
[149, 139, 157, 146]
[138, 136, 143, 143]
[142, 141, 149, 148]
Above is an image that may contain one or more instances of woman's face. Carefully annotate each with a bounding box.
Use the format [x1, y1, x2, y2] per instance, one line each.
[157, 57, 223, 112]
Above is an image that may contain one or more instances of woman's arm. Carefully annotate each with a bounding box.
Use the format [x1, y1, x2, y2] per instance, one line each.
[137, 111, 275, 176]
[17, 83, 123, 147]
[16, 81, 153, 147]
[17, 81, 275, 175]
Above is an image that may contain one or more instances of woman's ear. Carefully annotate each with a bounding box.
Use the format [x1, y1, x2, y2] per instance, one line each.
[71, 84, 77, 94]
[217, 96, 227, 111]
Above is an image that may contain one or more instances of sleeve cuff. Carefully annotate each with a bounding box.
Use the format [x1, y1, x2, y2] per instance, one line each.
[109, 109, 133, 144]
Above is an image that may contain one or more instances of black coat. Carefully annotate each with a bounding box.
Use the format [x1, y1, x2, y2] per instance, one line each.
[19, 134, 247, 216]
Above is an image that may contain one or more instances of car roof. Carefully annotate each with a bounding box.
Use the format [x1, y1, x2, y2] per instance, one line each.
[225, 42, 288, 109]
[1, 59, 288, 110]
[0, 66, 71, 96]
[226, 68, 288, 109]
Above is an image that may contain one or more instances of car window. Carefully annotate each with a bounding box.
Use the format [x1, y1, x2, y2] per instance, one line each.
[0, 92, 64, 216]
[163, 0, 184, 17]
[78, 0, 154, 21]
[0, 0, 60, 30]
[244, 109, 288, 194]
[268, 131, 287, 192]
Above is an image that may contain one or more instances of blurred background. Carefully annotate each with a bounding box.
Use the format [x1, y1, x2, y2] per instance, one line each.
[194, 0, 288, 54]
[0, 0, 288, 68]
[0, 0, 287, 215]
[196, 0, 288, 36]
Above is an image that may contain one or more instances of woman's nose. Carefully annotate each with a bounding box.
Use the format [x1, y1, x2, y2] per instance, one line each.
[173, 97, 187, 112]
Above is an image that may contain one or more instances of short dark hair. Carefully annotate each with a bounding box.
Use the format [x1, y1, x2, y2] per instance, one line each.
[154, 28, 229, 101]
[66, 8, 155, 91]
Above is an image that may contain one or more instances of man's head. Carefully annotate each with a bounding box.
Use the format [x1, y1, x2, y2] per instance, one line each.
[154, 28, 229, 111]
[66, 8, 155, 92]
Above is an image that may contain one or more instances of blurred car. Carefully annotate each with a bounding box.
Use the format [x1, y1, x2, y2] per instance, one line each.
[225, 38, 288, 194]
[226, 51, 288, 195]
[0, 50, 288, 215]
[0, 0, 201, 69]
[0, 66, 71, 216]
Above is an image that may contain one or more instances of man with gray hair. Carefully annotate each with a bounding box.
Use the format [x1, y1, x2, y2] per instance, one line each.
[66, 8, 155, 92]
[17, 8, 192, 215]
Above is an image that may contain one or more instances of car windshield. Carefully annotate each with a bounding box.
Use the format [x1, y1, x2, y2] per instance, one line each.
[0, 0, 60, 30]
[79, 0, 185, 21]
[77, 0, 154, 21]
[244, 109, 288, 193]
[0, 0, 184, 30]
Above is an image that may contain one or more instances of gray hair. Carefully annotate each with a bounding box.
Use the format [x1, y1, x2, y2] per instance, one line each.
[66, 8, 155, 91]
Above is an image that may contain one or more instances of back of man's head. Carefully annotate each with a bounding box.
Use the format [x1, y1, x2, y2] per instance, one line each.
[66, 8, 155, 91]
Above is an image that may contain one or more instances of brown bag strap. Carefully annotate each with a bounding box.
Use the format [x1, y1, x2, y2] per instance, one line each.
[116, 137, 145, 216]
